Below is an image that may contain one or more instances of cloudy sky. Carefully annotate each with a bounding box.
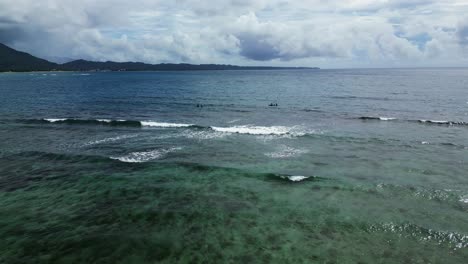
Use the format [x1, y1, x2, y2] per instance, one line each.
[1, 0, 468, 68]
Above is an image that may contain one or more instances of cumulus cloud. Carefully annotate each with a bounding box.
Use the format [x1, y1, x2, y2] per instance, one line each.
[227, 12, 349, 61]
[0, 0, 467, 67]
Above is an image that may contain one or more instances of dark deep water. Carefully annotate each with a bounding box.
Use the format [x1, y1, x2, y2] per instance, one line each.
[0, 69, 467, 263]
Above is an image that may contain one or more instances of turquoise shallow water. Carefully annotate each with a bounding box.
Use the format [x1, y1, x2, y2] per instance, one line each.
[0, 69, 467, 263]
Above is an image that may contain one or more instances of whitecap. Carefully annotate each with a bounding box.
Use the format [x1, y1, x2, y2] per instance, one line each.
[44, 118, 67, 122]
[211, 125, 293, 135]
[459, 195, 468, 204]
[141, 121, 193, 128]
[379, 117, 396, 121]
[281, 175, 311, 182]
[419, 120, 450, 124]
[96, 119, 130, 123]
[417, 120, 468, 126]
[110, 147, 181, 163]
[359, 116, 396, 121]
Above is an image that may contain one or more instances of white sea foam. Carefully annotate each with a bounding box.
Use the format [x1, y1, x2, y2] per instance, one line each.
[459, 195, 468, 204]
[72, 73, 91, 76]
[370, 222, 468, 249]
[379, 117, 396, 121]
[211, 125, 294, 135]
[281, 175, 311, 182]
[227, 119, 241, 124]
[84, 134, 138, 146]
[360, 116, 396, 121]
[141, 121, 193, 128]
[43, 118, 129, 123]
[44, 118, 67, 122]
[179, 130, 226, 140]
[417, 119, 468, 126]
[419, 120, 450, 124]
[98, 119, 129, 123]
[266, 145, 309, 158]
[111, 147, 181, 163]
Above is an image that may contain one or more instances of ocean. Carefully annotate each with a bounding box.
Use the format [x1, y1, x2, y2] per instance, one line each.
[0, 69, 467, 263]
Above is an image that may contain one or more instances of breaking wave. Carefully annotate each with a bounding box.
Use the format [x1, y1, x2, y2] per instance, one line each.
[21, 118, 316, 137]
[211, 125, 307, 136]
[359, 116, 397, 121]
[35, 118, 142, 126]
[418, 120, 468, 126]
[357, 116, 468, 127]
[140, 121, 194, 128]
[280, 175, 312, 182]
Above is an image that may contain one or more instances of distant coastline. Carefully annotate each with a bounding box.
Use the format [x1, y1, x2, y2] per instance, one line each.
[0, 43, 319, 72]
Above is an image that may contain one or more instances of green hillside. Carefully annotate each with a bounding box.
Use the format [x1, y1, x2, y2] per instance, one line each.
[0, 43, 318, 72]
[0, 43, 57, 72]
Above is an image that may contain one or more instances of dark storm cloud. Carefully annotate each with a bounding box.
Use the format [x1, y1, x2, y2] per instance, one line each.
[0, 25, 26, 45]
[0, 15, 33, 45]
[0, 20, 73, 59]
[457, 22, 468, 46]
[236, 32, 343, 61]
[237, 34, 281, 61]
